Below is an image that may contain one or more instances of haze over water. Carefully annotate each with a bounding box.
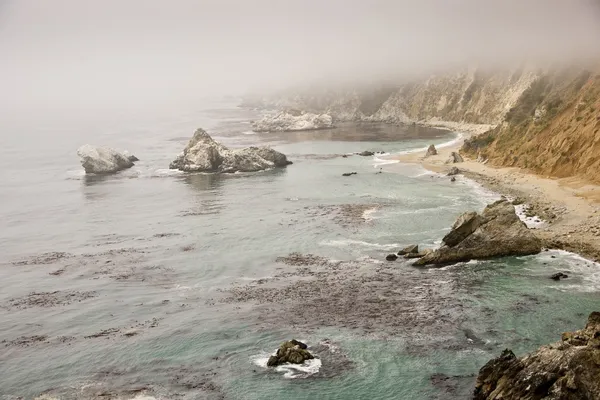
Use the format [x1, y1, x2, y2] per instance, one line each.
[2, 1, 600, 399]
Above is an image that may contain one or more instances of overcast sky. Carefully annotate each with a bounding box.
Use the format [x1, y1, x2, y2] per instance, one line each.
[1, 0, 600, 113]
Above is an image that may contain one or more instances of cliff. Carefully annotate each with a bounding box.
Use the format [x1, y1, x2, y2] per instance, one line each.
[463, 68, 600, 184]
[474, 312, 600, 400]
[247, 65, 600, 183]
[245, 66, 539, 135]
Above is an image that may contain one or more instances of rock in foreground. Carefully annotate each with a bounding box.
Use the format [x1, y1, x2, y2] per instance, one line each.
[77, 145, 135, 174]
[252, 112, 334, 132]
[414, 199, 542, 266]
[267, 340, 314, 367]
[474, 312, 600, 400]
[169, 129, 292, 173]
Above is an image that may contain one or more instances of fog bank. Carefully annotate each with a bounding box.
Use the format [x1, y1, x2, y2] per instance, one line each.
[1, 0, 599, 114]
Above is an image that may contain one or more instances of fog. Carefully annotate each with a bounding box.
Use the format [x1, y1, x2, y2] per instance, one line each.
[1, 0, 600, 114]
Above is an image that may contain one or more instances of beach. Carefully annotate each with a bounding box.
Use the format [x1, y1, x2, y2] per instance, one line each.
[394, 130, 600, 262]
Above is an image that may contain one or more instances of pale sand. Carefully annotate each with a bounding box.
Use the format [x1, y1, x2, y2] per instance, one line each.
[392, 138, 600, 262]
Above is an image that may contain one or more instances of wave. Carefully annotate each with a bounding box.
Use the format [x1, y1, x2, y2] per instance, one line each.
[251, 352, 322, 379]
[320, 239, 400, 250]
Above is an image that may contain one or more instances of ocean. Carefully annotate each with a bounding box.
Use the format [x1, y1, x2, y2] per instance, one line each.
[1, 98, 599, 399]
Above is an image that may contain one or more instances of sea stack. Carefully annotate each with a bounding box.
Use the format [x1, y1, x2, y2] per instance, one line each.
[169, 128, 292, 173]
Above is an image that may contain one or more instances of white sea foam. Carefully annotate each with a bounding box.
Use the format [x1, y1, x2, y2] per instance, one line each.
[372, 152, 399, 167]
[242, 130, 256, 135]
[362, 207, 378, 221]
[320, 239, 400, 249]
[513, 203, 545, 228]
[151, 168, 185, 177]
[251, 352, 322, 379]
[538, 250, 600, 292]
[395, 132, 464, 157]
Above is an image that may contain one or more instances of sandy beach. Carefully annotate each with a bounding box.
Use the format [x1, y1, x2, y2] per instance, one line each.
[394, 133, 600, 262]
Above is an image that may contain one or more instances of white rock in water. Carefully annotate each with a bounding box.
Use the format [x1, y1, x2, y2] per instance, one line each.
[77, 145, 135, 174]
[169, 128, 292, 173]
[252, 112, 334, 132]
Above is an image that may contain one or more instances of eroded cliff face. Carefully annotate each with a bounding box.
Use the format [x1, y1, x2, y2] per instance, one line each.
[463, 68, 600, 184]
[245, 67, 539, 134]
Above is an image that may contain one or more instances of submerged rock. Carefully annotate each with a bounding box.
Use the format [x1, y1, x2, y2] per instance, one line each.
[77, 145, 135, 174]
[252, 112, 333, 132]
[474, 312, 600, 400]
[357, 151, 375, 156]
[550, 272, 569, 281]
[426, 144, 438, 157]
[414, 199, 542, 266]
[386, 254, 398, 261]
[267, 340, 314, 367]
[445, 152, 464, 164]
[169, 128, 292, 173]
[342, 172, 357, 177]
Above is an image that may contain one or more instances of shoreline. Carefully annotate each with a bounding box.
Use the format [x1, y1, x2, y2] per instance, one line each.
[390, 132, 600, 263]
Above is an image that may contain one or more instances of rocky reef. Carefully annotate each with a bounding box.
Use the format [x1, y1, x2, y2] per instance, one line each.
[474, 312, 600, 400]
[169, 128, 292, 173]
[414, 199, 542, 266]
[77, 145, 137, 174]
[267, 340, 314, 367]
[252, 112, 334, 132]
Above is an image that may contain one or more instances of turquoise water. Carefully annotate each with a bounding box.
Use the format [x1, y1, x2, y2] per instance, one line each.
[0, 100, 598, 399]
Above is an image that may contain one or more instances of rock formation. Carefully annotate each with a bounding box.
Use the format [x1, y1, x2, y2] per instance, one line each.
[77, 145, 136, 174]
[445, 151, 464, 164]
[413, 199, 542, 266]
[252, 112, 333, 132]
[267, 340, 314, 367]
[474, 312, 600, 400]
[398, 244, 419, 256]
[169, 128, 292, 173]
[447, 166, 461, 176]
[426, 144, 438, 157]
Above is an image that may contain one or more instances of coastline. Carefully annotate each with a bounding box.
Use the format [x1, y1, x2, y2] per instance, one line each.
[391, 130, 600, 262]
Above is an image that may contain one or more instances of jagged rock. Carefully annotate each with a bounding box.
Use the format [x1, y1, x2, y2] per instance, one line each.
[267, 340, 314, 367]
[342, 172, 357, 177]
[398, 245, 419, 256]
[550, 272, 569, 281]
[357, 151, 375, 157]
[252, 112, 333, 132]
[425, 144, 438, 157]
[450, 177, 457, 182]
[445, 151, 464, 164]
[122, 151, 139, 162]
[169, 129, 292, 173]
[386, 254, 398, 261]
[447, 167, 461, 176]
[474, 312, 600, 400]
[404, 249, 432, 259]
[77, 145, 135, 174]
[414, 200, 542, 266]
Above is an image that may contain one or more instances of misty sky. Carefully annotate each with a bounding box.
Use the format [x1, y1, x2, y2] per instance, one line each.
[1, 0, 600, 113]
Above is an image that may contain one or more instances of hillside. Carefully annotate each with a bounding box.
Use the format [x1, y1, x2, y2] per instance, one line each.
[249, 65, 600, 184]
[463, 68, 600, 184]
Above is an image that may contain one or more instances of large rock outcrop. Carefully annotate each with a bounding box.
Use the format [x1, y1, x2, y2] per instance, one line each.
[474, 312, 600, 400]
[77, 145, 136, 174]
[252, 112, 334, 132]
[414, 199, 542, 266]
[169, 128, 292, 173]
[267, 340, 314, 367]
